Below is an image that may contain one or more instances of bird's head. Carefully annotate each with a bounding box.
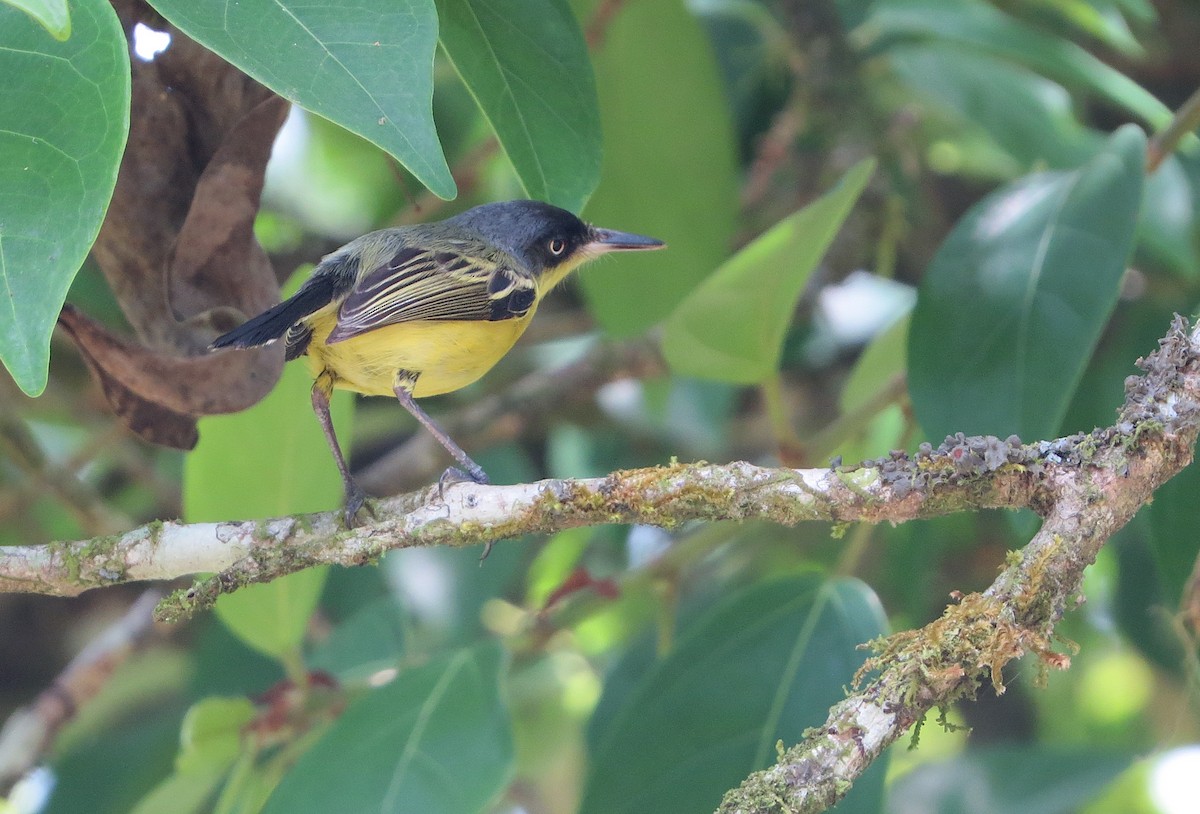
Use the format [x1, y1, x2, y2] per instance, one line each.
[447, 200, 664, 289]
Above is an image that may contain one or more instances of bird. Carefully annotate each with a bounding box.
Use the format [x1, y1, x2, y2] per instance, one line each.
[211, 199, 665, 525]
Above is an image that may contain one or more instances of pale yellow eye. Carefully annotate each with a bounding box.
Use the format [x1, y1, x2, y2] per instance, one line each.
[548, 238, 567, 256]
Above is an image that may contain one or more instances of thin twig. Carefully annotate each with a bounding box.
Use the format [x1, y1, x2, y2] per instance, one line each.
[1148, 84, 1200, 173]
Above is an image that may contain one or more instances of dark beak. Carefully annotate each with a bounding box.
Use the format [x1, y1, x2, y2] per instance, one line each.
[588, 227, 666, 252]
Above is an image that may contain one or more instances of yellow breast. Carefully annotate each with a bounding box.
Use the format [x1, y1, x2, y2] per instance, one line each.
[303, 308, 534, 398]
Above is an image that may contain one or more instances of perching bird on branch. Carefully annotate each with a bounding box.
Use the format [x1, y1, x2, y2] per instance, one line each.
[211, 199, 664, 524]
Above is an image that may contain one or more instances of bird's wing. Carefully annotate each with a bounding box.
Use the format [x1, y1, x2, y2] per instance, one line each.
[325, 245, 538, 345]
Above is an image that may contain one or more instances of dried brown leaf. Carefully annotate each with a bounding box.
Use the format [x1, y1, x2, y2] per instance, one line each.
[61, 0, 292, 447]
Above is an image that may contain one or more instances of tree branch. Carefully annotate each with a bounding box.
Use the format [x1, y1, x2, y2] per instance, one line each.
[4, 319, 1195, 623]
[3, 311, 1198, 811]
[2, 446, 1036, 619]
[717, 315, 1200, 813]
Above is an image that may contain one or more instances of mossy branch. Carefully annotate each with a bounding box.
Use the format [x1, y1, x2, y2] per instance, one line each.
[3, 317, 1198, 813]
[717, 315, 1200, 814]
[5, 443, 1037, 618]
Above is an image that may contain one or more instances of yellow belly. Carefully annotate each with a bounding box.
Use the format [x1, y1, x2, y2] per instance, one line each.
[303, 309, 533, 397]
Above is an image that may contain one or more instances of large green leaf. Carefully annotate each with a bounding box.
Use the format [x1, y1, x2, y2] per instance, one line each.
[887, 745, 1132, 814]
[261, 642, 513, 814]
[858, 0, 1172, 128]
[1137, 155, 1199, 280]
[580, 576, 889, 814]
[435, 0, 599, 212]
[184, 308, 354, 660]
[146, 0, 454, 199]
[1114, 527, 1188, 673]
[0, 0, 128, 395]
[885, 43, 1095, 171]
[577, 0, 739, 336]
[210, 569, 328, 663]
[908, 125, 1145, 441]
[1148, 460, 1200, 609]
[662, 158, 875, 383]
[3, 0, 69, 39]
[307, 596, 407, 679]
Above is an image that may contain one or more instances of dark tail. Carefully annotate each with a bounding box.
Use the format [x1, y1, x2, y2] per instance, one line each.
[210, 276, 337, 351]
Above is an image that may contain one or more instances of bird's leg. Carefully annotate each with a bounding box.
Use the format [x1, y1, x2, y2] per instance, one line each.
[312, 372, 372, 526]
[393, 370, 490, 487]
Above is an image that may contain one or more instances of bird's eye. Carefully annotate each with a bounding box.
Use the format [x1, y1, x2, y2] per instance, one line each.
[548, 238, 567, 256]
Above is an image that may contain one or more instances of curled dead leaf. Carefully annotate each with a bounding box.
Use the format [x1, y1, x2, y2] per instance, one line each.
[62, 1, 291, 447]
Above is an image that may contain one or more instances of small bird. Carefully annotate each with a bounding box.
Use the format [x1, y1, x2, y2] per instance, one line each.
[211, 199, 664, 524]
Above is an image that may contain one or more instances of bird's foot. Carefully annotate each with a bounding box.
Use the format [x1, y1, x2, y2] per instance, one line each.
[341, 485, 376, 528]
[435, 465, 490, 502]
[433, 467, 492, 561]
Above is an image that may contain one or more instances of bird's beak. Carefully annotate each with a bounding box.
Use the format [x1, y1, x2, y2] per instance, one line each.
[587, 228, 666, 253]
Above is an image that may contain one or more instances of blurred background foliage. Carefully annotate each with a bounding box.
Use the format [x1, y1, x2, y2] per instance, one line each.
[2, 0, 1200, 812]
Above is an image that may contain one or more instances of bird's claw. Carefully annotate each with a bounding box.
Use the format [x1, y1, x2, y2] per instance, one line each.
[435, 465, 490, 502]
[434, 467, 491, 559]
[341, 486, 376, 528]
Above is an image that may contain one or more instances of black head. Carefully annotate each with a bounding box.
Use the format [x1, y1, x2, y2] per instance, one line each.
[446, 200, 664, 278]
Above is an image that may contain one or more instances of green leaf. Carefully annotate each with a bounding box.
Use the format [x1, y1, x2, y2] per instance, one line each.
[887, 745, 1133, 814]
[1035, 0, 1144, 58]
[885, 43, 1095, 171]
[662, 158, 875, 383]
[524, 528, 591, 608]
[307, 596, 407, 678]
[212, 570, 329, 664]
[128, 767, 229, 814]
[580, 576, 889, 814]
[1114, 528, 1187, 673]
[129, 696, 255, 814]
[0, 0, 128, 395]
[1148, 459, 1200, 609]
[1137, 155, 1199, 279]
[47, 710, 182, 814]
[908, 125, 1146, 441]
[1112, 0, 1156, 24]
[841, 314, 909, 414]
[262, 642, 513, 814]
[859, 0, 1173, 129]
[145, 0, 454, 199]
[691, 0, 793, 156]
[176, 697, 256, 774]
[185, 297, 354, 659]
[435, 0, 600, 212]
[2, 0, 70, 39]
[577, 0, 739, 336]
[831, 313, 911, 465]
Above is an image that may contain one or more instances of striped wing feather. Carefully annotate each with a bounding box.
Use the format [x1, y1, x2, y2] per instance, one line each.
[326, 246, 537, 344]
